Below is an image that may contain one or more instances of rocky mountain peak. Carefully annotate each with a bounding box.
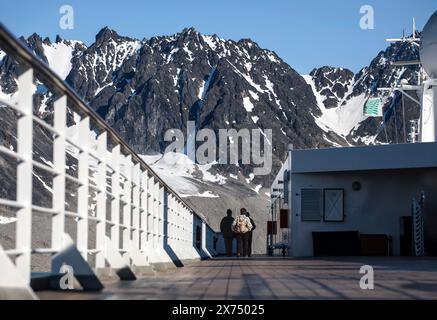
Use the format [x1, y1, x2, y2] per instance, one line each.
[93, 26, 139, 47]
[180, 27, 199, 37]
[309, 66, 354, 108]
[20, 33, 49, 64]
[95, 26, 120, 42]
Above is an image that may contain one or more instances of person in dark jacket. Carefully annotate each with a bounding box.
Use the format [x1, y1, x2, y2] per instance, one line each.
[245, 212, 256, 257]
[220, 209, 235, 257]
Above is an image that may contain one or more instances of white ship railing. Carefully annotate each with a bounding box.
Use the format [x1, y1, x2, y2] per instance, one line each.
[0, 23, 218, 292]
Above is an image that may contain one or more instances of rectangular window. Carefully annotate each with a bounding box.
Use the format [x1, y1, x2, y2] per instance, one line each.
[323, 189, 344, 222]
[301, 189, 323, 221]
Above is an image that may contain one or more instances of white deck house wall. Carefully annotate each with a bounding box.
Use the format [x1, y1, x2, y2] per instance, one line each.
[273, 142, 437, 257]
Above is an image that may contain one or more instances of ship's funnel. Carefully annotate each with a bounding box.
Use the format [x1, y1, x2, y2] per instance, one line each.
[420, 11, 437, 78]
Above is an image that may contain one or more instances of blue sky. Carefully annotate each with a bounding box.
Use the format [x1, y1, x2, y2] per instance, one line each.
[1, 0, 436, 74]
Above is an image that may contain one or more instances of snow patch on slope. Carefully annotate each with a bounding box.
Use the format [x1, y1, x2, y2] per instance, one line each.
[303, 74, 367, 137]
[243, 97, 254, 112]
[141, 152, 227, 198]
[43, 41, 81, 79]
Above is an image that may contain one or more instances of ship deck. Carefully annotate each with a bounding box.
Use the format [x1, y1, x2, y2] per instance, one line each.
[37, 256, 437, 300]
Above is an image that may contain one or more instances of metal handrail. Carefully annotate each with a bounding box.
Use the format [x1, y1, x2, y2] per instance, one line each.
[0, 23, 207, 223]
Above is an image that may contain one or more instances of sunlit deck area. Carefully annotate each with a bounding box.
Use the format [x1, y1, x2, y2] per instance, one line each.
[37, 256, 437, 300]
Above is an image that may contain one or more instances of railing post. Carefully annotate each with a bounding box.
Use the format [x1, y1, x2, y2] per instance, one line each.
[122, 155, 132, 264]
[153, 179, 159, 251]
[201, 220, 210, 258]
[182, 206, 186, 244]
[15, 68, 34, 283]
[140, 171, 148, 254]
[184, 207, 187, 245]
[177, 201, 182, 244]
[172, 197, 176, 242]
[147, 175, 153, 248]
[110, 145, 120, 251]
[95, 132, 107, 269]
[180, 203, 184, 244]
[158, 184, 164, 249]
[179, 202, 183, 244]
[188, 210, 192, 250]
[77, 117, 90, 261]
[186, 209, 189, 246]
[132, 163, 140, 252]
[168, 195, 173, 243]
[189, 210, 193, 247]
[175, 201, 180, 243]
[51, 95, 67, 251]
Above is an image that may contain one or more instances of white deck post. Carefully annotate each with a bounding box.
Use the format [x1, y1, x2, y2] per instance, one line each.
[180, 204, 185, 244]
[168, 195, 173, 243]
[188, 210, 192, 245]
[179, 202, 183, 244]
[95, 132, 107, 269]
[190, 211, 194, 248]
[182, 207, 187, 245]
[175, 201, 180, 243]
[147, 176, 154, 248]
[15, 68, 34, 283]
[158, 184, 164, 249]
[77, 117, 90, 261]
[153, 179, 159, 251]
[201, 221, 211, 258]
[172, 197, 177, 242]
[140, 171, 148, 254]
[132, 163, 141, 252]
[51, 96, 67, 251]
[187, 211, 191, 248]
[183, 207, 186, 244]
[122, 155, 132, 264]
[110, 145, 121, 250]
[178, 202, 182, 244]
[188, 210, 192, 250]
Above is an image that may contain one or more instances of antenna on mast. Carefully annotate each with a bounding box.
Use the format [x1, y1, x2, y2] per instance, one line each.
[373, 17, 423, 143]
[413, 17, 416, 40]
[386, 18, 420, 46]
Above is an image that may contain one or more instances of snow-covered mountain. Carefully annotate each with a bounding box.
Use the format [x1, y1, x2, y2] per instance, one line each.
[0, 27, 423, 191]
[305, 37, 421, 145]
[0, 27, 422, 253]
[3, 27, 421, 164]
[1, 27, 339, 189]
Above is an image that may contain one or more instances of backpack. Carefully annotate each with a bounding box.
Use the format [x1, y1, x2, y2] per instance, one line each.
[232, 215, 252, 234]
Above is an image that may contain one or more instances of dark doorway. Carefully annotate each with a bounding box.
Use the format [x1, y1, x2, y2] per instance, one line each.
[196, 225, 201, 250]
[400, 216, 413, 256]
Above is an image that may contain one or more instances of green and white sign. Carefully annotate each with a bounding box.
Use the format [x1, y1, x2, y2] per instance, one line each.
[363, 98, 383, 117]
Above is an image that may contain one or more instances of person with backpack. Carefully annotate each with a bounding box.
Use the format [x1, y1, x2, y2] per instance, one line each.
[220, 209, 235, 257]
[245, 211, 256, 257]
[232, 208, 253, 257]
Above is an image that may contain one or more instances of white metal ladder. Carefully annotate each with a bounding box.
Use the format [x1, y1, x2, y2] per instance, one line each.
[412, 191, 426, 256]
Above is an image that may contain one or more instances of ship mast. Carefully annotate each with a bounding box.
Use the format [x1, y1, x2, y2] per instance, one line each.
[377, 16, 437, 144]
